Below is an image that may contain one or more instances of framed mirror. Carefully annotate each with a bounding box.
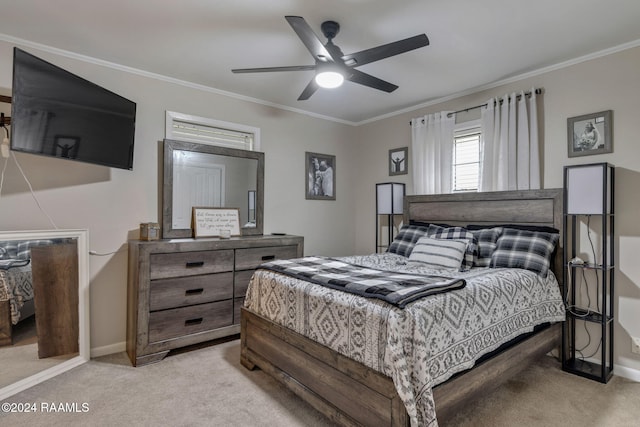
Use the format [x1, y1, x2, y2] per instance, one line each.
[0, 229, 90, 400]
[162, 139, 264, 239]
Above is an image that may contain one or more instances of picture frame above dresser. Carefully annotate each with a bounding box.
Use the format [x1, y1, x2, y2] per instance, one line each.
[162, 139, 265, 238]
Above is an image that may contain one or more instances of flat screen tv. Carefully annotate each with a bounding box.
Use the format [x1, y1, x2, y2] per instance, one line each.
[10, 48, 136, 170]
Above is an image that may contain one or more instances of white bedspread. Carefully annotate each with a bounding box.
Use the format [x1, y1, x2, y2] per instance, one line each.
[244, 253, 566, 426]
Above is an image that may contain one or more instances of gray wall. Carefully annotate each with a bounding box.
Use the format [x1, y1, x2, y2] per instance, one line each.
[1, 37, 639, 378]
[0, 40, 356, 353]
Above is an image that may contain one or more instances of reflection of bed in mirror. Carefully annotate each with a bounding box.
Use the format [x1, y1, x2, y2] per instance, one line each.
[0, 239, 62, 347]
[0, 230, 90, 400]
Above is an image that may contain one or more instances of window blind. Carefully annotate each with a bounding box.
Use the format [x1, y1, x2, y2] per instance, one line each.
[453, 131, 480, 192]
[165, 111, 260, 151]
[170, 120, 254, 151]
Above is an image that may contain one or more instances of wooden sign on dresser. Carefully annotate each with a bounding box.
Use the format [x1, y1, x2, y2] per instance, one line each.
[127, 234, 303, 366]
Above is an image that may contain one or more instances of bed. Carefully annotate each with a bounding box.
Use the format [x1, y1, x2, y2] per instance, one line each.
[240, 189, 565, 426]
[0, 239, 60, 346]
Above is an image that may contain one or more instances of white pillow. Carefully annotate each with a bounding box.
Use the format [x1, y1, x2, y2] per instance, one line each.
[408, 236, 468, 270]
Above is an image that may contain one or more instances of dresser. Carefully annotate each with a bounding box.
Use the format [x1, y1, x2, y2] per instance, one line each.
[127, 234, 303, 366]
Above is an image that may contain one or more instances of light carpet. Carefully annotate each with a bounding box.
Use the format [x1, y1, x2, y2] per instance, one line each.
[1, 337, 639, 426]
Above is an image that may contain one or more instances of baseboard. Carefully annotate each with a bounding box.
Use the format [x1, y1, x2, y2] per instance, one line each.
[0, 356, 87, 401]
[614, 363, 640, 382]
[90, 341, 126, 358]
[582, 356, 640, 382]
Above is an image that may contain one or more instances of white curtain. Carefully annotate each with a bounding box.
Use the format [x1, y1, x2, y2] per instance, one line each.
[479, 89, 540, 191]
[411, 111, 455, 194]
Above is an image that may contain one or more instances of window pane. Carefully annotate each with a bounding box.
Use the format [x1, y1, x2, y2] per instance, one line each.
[172, 120, 254, 150]
[453, 130, 480, 192]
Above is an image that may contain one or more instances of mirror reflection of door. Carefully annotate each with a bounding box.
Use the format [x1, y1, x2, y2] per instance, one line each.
[172, 150, 225, 229]
[0, 237, 79, 389]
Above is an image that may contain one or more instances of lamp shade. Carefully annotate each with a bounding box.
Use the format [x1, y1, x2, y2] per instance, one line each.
[565, 163, 613, 215]
[376, 183, 405, 215]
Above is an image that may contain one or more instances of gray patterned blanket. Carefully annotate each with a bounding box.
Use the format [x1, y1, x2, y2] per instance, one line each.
[258, 256, 466, 308]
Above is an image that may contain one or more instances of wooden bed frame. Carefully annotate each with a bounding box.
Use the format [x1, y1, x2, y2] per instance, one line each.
[241, 189, 564, 426]
[0, 299, 12, 346]
[0, 294, 35, 346]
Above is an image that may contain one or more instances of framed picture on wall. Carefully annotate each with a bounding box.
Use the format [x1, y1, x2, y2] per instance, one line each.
[567, 110, 612, 157]
[305, 152, 335, 200]
[389, 147, 408, 176]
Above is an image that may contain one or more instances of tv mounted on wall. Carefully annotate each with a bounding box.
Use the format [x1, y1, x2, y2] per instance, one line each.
[10, 48, 136, 170]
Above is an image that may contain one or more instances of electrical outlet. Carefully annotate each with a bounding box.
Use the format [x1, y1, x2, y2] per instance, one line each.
[632, 337, 640, 355]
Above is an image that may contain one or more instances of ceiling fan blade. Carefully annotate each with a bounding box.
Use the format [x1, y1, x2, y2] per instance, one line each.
[232, 65, 316, 73]
[298, 78, 319, 101]
[285, 16, 335, 62]
[347, 69, 398, 93]
[341, 34, 429, 67]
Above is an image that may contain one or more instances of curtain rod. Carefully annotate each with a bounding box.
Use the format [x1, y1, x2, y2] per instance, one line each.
[409, 88, 543, 125]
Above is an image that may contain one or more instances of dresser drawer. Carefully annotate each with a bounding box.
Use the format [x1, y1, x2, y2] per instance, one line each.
[234, 270, 254, 298]
[148, 301, 233, 343]
[235, 245, 299, 271]
[150, 250, 233, 280]
[233, 297, 245, 325]
[149, 273, 234, 311]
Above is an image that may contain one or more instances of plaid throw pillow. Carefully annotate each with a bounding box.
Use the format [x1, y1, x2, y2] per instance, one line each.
[387, 225, 429, 257]
[408, 237, 468, 270]
[469, 227, 503, 267]
[489, 228, 559, 277]
[426, 224, 478, 271]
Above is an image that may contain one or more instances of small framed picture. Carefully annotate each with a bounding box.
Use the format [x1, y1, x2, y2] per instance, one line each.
[54, 135, 80, 159]
[192, 207, 241, 238]
[567, 110, 612, 158]
[306, 152, 335, 200]
[389, 147, 408, 176]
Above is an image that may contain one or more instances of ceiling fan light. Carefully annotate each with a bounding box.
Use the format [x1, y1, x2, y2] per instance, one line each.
[315, 71, 344, 89]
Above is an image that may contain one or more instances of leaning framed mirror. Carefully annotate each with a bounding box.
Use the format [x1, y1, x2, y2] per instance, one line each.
[162, 139, 264, 239]
[0, 229, 90, 400]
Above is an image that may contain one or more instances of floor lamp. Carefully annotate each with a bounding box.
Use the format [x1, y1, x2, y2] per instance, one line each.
[562, 162, 615, 383]
[376, 182, 405, 253]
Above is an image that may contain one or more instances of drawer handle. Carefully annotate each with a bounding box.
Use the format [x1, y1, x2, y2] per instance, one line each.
[186, 261, 205, 268]
[261, 255, 276, 261]
[185, 318, 203, 326]
[185, 288, 204, 296]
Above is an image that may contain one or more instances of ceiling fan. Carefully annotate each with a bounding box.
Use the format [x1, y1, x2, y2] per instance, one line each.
[231, 16, 429, 100]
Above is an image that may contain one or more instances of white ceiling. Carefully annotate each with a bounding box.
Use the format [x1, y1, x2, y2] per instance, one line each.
[2, 0, 640, 124]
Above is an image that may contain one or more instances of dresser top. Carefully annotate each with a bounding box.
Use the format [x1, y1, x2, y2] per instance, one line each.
[129, 234, 304, 253]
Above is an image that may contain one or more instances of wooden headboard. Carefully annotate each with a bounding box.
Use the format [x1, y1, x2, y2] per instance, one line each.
[404, 189, 564, 281]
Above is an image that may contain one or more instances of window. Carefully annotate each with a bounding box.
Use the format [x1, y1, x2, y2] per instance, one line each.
[452, 125, 481, 192]
[165, 111, 260, 151]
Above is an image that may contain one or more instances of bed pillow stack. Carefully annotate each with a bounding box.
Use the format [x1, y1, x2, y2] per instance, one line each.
[387, 223, 559, 277]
